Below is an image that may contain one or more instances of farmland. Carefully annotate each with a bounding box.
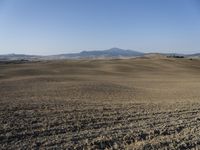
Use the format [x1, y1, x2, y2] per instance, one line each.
[0, 57, 200, 149]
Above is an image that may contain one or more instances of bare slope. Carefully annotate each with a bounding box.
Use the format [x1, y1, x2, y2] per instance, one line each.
[0, 58, 200, 149]
[0, 58, 199, 102]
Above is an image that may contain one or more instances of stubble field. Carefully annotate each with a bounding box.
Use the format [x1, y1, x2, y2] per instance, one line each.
[0, 57, 200, 149]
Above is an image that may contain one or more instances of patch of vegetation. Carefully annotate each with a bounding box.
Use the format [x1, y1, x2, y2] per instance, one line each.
[167, 55, 185, 58]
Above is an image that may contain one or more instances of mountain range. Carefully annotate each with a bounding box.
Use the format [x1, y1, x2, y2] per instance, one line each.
[0, 48, 199, 61]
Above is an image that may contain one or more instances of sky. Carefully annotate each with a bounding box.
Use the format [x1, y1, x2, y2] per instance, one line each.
[0, 0, 200, 55]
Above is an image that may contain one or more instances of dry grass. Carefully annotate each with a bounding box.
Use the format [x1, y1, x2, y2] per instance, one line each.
[0, 57, 200, 149]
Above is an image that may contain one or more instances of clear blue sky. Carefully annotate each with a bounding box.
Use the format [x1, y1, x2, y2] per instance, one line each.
[0, 0, 200, 55]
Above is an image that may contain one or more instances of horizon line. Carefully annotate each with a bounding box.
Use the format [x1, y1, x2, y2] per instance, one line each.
[0, 48, 199, 56]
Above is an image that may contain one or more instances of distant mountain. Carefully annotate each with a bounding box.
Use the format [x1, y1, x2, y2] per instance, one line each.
[185, 53, 200, 58]
[71, 48, 144, 58]
[0, 54, 43, 61]
[0, 49, 199, 61]
[0, 48, 144, 61]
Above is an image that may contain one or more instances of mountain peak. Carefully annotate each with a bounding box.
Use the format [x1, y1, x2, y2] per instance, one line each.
[107, 47, 124, 51]
[78, 48, 143, 58]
